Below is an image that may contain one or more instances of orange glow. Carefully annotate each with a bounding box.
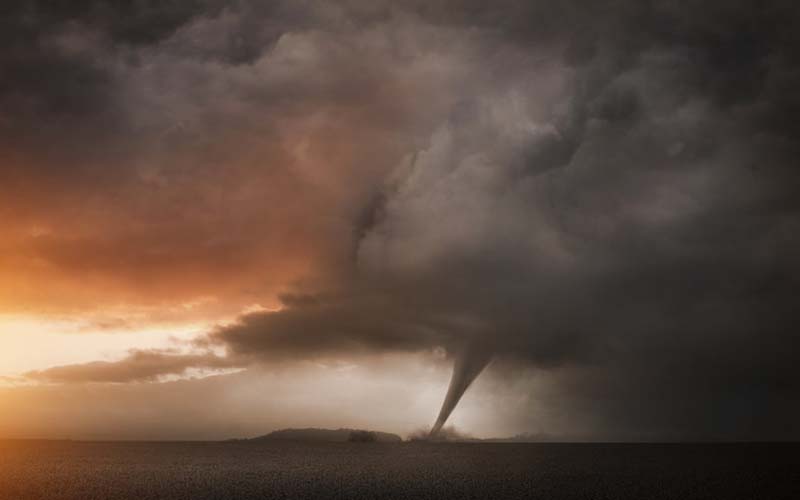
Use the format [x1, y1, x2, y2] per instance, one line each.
[0, 313, 213, 376]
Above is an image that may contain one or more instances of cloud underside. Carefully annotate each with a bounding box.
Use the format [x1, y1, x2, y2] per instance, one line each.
[3, 0, 800, 438]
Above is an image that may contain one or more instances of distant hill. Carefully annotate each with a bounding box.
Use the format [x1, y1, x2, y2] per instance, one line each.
[245, 428, 403, 443]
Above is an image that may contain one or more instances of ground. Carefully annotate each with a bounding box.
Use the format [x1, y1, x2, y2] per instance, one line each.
[1, 440, 798, 499]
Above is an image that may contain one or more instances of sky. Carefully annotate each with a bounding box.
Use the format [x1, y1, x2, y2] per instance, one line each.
[1, 0, 799, 441]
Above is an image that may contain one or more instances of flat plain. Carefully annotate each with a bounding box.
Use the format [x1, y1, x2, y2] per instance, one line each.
[1, 440, 798, 500]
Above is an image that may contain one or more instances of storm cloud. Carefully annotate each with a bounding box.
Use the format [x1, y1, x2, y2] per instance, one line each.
[3, 0, 800, 439]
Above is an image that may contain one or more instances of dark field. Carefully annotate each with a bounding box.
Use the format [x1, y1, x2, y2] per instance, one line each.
[1, 441, 798, 500]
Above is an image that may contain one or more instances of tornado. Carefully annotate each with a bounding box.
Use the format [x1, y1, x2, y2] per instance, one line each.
[429, 342, 493, 438]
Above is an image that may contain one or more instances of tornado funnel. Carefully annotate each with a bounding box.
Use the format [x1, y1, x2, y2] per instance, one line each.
[430, 343, 493, 438]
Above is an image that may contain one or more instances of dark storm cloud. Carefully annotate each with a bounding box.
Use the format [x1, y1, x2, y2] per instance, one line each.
[205, 1, 800, 438]
[1, 0, 452, 312]
[5, 1, 800, 438]
[212, 287, 480, 360]
[25, 349, 232, 383]
[0, 0, 225, 138]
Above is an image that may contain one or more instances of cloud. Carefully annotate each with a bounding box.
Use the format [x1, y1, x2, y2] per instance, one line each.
[25, 349, 234, 384]
[1, 1, 487, 316]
